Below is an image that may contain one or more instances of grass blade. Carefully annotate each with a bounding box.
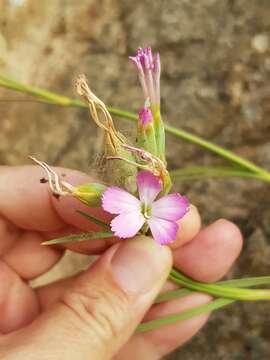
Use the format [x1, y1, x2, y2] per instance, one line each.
[76, 210, 110, 229]
[42, 231, 113, 245]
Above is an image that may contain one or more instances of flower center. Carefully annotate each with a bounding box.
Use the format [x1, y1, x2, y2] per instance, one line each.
[141, 203, 152, 219]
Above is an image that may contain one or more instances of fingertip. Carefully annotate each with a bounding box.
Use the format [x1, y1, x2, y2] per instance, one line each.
[173, 219, 243, 282]
[211, 218, 243, 258]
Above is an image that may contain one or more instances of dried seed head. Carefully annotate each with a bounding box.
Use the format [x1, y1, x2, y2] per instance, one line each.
[76, 74, 121, 153]
[76, 74, 138, 192]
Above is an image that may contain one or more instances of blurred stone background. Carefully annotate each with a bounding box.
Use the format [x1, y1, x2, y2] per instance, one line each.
[0, 0, 270, 358]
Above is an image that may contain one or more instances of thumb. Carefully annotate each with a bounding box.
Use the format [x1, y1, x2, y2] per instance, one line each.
[8, 236, 172, 360]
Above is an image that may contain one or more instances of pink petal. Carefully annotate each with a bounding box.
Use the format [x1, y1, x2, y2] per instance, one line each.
[111, 211, 145, 238]
[148, 217, 179, 245]
[137, 171, 162, 205]
[102, 186, 141, 215]
[152, 194, 189, 221]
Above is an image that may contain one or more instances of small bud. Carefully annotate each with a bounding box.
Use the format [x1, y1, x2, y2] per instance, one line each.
[72, 182, 107, 207]
[151, 104, 165, 161]
[137, 107, 157, 156]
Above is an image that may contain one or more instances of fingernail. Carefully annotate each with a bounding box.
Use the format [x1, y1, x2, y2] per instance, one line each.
[111, 235, 172, 294]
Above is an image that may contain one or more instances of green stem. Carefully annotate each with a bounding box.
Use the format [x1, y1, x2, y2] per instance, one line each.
[170, 166, 270, 184]
[156, 275, 270, 304]
[1, 75, 269, 179]
[170, 269, 270, 301]
[0, 76, 137, 119]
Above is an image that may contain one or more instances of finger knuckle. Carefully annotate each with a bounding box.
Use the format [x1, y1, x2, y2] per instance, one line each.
[61, 285, 130, 342]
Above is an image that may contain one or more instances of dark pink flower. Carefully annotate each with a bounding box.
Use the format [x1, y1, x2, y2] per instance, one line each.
[130, 47, 161, 105]
[102, 171, 189, 245]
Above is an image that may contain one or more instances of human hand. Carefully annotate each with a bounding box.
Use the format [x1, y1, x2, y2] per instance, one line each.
[0, 166, 242, 359]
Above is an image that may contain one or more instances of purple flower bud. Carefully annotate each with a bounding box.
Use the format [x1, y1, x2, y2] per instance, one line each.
[138, 107, 153, 126]
[130, 47, 161, 105]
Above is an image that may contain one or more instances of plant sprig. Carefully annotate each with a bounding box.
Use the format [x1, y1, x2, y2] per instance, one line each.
[1, 75, 269, 183]
[2, 73, 270, 333]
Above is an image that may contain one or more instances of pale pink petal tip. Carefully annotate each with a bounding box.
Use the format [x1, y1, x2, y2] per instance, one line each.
[137, 171, 162, 205]
[102, 186, 141, 215]
[148, 217, 179, 245]
[152, 193, 190, 221]
[110, 211, 145, 238]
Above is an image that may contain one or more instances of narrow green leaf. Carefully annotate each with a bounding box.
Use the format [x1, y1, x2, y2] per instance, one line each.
[76, 210, 110, 229]
[137, 298, 234, 332]
[42, 231, 113, 245]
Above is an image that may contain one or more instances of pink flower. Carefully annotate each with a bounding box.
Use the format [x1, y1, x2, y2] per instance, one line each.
[102, 171, 189, 245]
[129, 47, 161, 105]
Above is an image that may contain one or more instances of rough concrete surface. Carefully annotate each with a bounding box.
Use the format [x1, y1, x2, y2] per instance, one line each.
[0, 0, 270, 359]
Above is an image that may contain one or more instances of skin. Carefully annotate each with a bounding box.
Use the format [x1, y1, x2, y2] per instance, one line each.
[0, 166, 243, 359]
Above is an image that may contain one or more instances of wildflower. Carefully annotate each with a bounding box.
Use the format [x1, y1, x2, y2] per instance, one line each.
[130, 47, 165, 161]
[102, 170, 189, 245]
[130, 47, 160, 106]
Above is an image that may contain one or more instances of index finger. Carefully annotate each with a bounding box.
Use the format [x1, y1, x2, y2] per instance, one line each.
[0, 165, 104, 232]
